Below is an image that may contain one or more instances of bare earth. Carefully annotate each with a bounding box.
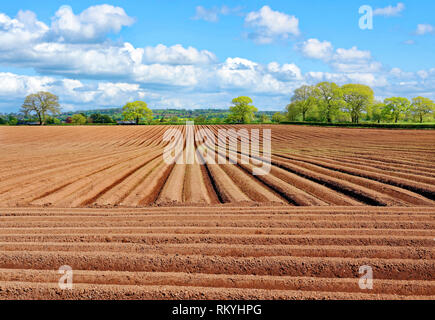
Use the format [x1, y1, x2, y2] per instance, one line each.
[0, 125, 434, 299]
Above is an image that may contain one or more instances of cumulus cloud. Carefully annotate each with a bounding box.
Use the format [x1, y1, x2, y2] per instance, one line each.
[192, 5, 241, 22]
[216, 58, 302, 95]
[300, 39, 333, 61]
[0, 4, 433, 112]
[245, 6, 300, 44]
[373, 3, 405, 17]
[0, 72, 155, 111]
[0, 10, 48, 49]
[416, 24, 434, 35]
[143, 44, 216, 65]
[300, 39, 382, 74]
[49, 5, 135, 43]
[0, 72, 53, 97]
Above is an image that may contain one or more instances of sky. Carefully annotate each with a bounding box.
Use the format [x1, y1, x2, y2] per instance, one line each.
[0, 0, 434, 112]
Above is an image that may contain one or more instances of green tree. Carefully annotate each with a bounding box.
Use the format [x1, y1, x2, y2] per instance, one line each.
[341, 84, 374, 124]
[71, 114, 87, 125]
[122, 101, 153, 125]
[315, 82, 342, 123]
[383, 97, 410, 123]
[20, 91, 61, 126]
[229, 96, 258, 124]
[8, 115, 18, 126]
[170, 115, 179, 123]
[286, 101, 300, 121]
[272, 112, 286, 123]
[46, 116, 61, 125]
[411, 97, 434, 123]
[368, 102, 386, 123]
[194, 115, 207, 124]
[291, 85, 316, 121]
[90, 113, 113, 124]
[259, 114, 270, 123]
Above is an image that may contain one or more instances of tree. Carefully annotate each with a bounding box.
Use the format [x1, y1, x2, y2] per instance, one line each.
[20, 92, 61, 126]
[8, 115, 18, 126]
[71, 114, 87, 125]
[368, 102, 386, 123]
[229, 96, 258, 124]
[259, 114, 270, 123]
[411, 97, 434, 123]
[286, 102, 300, 121]
[170, 115, 179, 123]
[291, 85, 316, 121]
[46, 116, 61, 125]
[122, 101, 153, 125]
[272, 112, 286, 123]
[90, 113, 113, 124]
[315, 82, 342, 123]
[194, 115, 207, 124]
[383, 97, 410, 123]
[341, 84, 374, 124]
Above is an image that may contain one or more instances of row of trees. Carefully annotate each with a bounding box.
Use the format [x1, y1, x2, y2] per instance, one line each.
[287, 82, 435, 124]
[5, 88, 432, 126]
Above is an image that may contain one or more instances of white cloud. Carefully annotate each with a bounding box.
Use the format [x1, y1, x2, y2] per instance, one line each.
[143, 44, 216, 65]
[403, 39, 415, 45]
[192, 5, 242, 22]
[373, 3, 405, 16]
[245, 6, 300, 44]
[416, 24, 434, 35]
[0, 5, 434, 112]
[390, 68, 413, 79]
[216, 58, 301, 95]
[267, 62, 302, 81]
[333, 47, 371, 61]
[301, 38, 333, 60]
[49, 5, 135, 43]
[301, 39, 382, 74]
[305, 71, 387, 87]
[192, 6, 219, 22]
[0, 10, 48, 49]
[0, 72, 53, 96]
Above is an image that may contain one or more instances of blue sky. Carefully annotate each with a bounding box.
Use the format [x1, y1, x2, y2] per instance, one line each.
[0, 0, 434, 112]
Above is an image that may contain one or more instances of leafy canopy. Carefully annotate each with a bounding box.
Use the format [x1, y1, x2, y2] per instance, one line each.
[20, 91, 61, 125]
[411, 97, 434, 123]
[315, 82, 342, 123]
[383, 97, 411, 123]
[291, 85, 317, 121]
[122, 101, 153, 124]
[71, 114, 87, 125]
[228, 96, 258, 124]
[341, 84, 374, 123]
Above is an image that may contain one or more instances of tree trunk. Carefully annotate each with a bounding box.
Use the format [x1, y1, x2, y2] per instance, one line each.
[136, 117, 139, 125]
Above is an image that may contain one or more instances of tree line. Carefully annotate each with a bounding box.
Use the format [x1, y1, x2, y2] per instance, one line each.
[0, 92, 284, 125]
[287, 82, 435, 124]
[1, 87, 433, 126]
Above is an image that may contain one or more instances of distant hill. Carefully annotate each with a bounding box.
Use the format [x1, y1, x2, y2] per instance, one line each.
[58, 107, 279, 121]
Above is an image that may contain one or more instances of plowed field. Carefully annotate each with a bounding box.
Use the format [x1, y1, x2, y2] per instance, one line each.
[0, 125, 434, 299]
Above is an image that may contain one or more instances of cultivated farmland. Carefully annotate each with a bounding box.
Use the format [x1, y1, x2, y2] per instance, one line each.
[0, 125, 434, 299]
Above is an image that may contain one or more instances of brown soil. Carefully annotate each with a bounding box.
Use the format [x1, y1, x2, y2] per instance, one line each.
[0, 125, 434, 300]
